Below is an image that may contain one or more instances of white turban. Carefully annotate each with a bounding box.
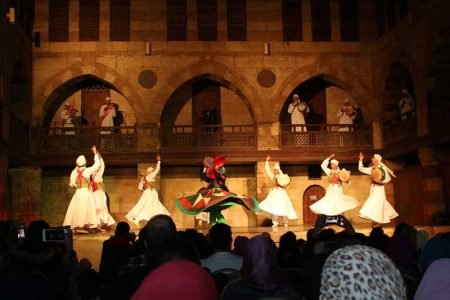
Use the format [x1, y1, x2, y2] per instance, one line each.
[146, 167, 154, 173]
[330, 159, 339, 166]
[373, 154, 382, 162]
[76, 155, 86, 167]
[293, 94, 299, 99]
[273, 163, 283, 174]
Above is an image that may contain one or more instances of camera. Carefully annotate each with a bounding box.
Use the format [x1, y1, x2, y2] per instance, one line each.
[17, 225, 25, 239]
[42, 227, 70, 243]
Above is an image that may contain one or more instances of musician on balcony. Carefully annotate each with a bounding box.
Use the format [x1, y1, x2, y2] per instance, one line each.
[287, 94, 309, 132]
[337, 99, 356, 132]
[60, 102, 78, 135]
[99, 96, 116, 134]
[398, 89, 415, 120]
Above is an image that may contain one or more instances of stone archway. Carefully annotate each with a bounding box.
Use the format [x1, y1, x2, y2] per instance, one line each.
[272, 64, 378, 123]
[32, 62, 144, 127]
[152, 59, 265, 125]
[383, 62, 415, 120]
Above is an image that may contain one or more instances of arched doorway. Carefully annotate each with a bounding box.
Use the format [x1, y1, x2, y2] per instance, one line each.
[279, 75, 365, 130]
[303, 184, 326, 225]
[383, 62, 415, 121]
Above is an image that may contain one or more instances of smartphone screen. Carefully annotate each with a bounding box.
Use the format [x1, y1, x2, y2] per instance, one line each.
[42, 228, 67, 242]
[17, 225, 25, 239]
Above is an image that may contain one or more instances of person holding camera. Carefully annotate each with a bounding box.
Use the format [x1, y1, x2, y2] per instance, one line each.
[63, 146, 100, 232]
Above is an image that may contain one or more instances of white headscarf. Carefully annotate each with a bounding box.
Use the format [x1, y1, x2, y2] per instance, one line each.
[76, 155, 86, 167]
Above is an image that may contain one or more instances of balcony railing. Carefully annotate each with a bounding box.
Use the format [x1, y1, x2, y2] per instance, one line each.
[161, 125, 257, 150]
[41, 126, 136, 153]
[279, 124, 372, 148]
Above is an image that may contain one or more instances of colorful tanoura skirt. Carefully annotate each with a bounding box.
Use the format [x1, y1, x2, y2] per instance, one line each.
[175, 186, 259, 224]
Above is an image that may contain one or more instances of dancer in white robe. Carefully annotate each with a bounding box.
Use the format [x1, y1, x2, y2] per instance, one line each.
[310, 155, 359, 215]
[63, 146, 100, 230]
[287, 94, 309, 132]
[125, 154, 170, 227]
[259, 155, 298, 227]
[358, 152, 399, 225]
[92, 156, 116, 229]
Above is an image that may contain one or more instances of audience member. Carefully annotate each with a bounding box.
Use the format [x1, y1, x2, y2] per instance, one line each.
[414, 258, 450, 300]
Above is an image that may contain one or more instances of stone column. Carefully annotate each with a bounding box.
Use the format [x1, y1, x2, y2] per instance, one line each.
[257, 122, 280, 151]
[99, 0, 110, 41]
[301, 0, 312, 42]
[418, 147, 446, 223]
[8, 167, 42, 225]
[372, 120, 383, 149]
[0, 154, 9, 220]
[69, 0, 80, 41]
[186, 0, 197, 41]
[330, 0, 341, 41]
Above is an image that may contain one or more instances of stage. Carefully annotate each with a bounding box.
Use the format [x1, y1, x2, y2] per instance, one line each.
[73, 224, 450, 271]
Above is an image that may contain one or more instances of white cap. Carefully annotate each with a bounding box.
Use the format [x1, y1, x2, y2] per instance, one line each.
[330, 159, 339, 166]
[65, 102, 71, 106]
[373, 154, 382, 162]
[293, 94, 299, 98]
[76, 155, 86, 166]
[146, 167, 154, 173]
[344, 99, 350, 103]
[273, 163, 283, 174]
[105, 96, 111, 101]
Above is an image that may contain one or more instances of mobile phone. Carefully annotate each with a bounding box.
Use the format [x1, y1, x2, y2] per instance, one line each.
[17, 225, 25, 239]
[42, 228, 69, 243]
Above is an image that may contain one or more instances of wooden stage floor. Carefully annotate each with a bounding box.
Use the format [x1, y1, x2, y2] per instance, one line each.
[73, 224, 450, 271]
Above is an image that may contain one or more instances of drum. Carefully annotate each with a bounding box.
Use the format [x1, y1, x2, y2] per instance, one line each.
[276, 174, 291, 188]
[338, 169, 351, 182]
[371, 167, 386, 184]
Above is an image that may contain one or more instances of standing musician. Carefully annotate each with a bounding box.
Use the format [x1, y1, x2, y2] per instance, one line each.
[288, 94, 310, 132]
[99, 96, 116, 134]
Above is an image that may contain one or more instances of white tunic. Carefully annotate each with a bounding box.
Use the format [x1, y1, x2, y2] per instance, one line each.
[63, 154, 100, 228]
[337, 106, 356, 132]
[358, 161, 399, 224]
[99, 104, 116, 133]
[92, 158, 116, 226]
[258, 161, 298, 219]
[125, 161, 170, 227]
[288, 102, 309, 132]
[309, 158, 359, 216]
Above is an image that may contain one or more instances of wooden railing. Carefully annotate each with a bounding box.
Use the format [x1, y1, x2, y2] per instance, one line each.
[383, 111, 417, 146]
[279, 124, 372, 148]
[160, 125, 257, 150]
[41, 126, 136, 153]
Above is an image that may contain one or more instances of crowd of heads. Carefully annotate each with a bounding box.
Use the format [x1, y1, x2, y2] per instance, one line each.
[2, 216, 450, 300]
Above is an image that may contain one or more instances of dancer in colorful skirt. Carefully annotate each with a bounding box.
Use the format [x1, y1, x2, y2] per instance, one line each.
[125, 154, 170, 227]
[175, 155, 259, 225]
[310, 154, 359, 235]
[258, 155, 297, 228]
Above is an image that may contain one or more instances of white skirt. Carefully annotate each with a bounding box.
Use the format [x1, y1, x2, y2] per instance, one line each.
[93, 190, 116, 226]
[63, 188, 98, 228]
[125, 189, 170, 227]
[359, 184, 398, 224]
[310, 184, 359, 216]
[259, 188, 298, 219]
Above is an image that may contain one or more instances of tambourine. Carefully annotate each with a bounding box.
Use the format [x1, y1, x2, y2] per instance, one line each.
[371, 167, 386, 184]
[338, 169, 351, 182]
[343, 105, 355, 117]
[276, 174, 291, 188]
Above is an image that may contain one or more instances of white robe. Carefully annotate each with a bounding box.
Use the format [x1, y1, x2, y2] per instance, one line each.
[92, 158, 115, 226]
[288, 102, 309, 132]
[309, 158, 359, 216]
[99, 104, 116, 134]
[258, 161, 298, 219]
[63, 154, 100, 228]
[125, 161, 170, 227]
[60, 108, 75, 135]
[337, 106, 356, 132]
[358, 161, 399, 224]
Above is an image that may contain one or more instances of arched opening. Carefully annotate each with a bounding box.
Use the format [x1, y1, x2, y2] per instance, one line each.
[279, 74, 365, 129]
[160, 74, 256, 149]
[42, 75, 136, 129]
[303, 184, 326, 225]
[383, 62, 415, 121]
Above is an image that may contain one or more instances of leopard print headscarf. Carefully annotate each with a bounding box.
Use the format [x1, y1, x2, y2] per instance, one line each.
[320, 245, 406, 300]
